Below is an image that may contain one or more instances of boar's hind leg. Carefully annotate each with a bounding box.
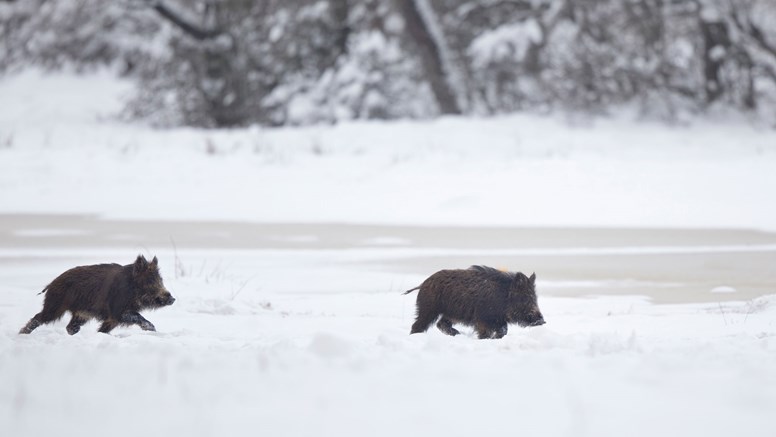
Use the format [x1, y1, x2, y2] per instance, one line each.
[120, 312, 156, 332]
[19, 314, 43, 334]
[20, 293, 68, 334]
[436, 317, 460, 336]
[66, 313, 89, 335]
[410, 312, 439, 334]
[19, 306, 67, 334]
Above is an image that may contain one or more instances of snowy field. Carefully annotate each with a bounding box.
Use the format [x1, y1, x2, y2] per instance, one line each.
[1, 70, 776, 436]
[2, 70, 776, 229]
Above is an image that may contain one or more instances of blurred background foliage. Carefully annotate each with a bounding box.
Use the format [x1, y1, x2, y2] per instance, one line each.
[1, 0, 775, 127]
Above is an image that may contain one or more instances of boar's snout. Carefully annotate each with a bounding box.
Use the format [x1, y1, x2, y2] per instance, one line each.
[156, 291, 175, 307]
[517, 311, 546, 327]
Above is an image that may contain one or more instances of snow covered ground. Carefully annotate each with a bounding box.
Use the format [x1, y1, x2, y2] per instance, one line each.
[2, 244, 775, 437]
[1, 70, 776, 437]
[2, 70, 776, 229]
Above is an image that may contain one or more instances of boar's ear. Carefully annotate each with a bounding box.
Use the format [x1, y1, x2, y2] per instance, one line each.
[151, 256, 158, 266]
[529, 272, 536, 284]
[133, 255, 149, 276]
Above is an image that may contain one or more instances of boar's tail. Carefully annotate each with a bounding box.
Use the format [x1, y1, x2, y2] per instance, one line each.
[403, 286, 420, 295]
[37, 286, 49, 295]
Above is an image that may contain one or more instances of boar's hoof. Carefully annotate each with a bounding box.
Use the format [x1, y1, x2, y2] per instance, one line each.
[140, 321, 156, 332]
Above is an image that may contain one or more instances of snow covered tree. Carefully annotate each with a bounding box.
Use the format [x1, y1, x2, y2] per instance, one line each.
[0, 0, 161, 74]
[440, 0, 572, 113]
[719, 0, 776, 115]
[129, 0, 255, 127]
[268, 0, 437, 124]
[129, 0, 437, 127]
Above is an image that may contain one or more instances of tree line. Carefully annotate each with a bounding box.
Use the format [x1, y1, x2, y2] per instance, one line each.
[2, 0, 775, 127]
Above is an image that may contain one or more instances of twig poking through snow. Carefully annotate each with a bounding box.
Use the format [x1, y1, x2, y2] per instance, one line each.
[170, 237, 186, 279]
[718, 302, 728, 326]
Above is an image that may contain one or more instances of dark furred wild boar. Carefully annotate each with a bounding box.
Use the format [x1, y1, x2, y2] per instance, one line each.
[19, 255, 175, 335]
[404, 265, 545, 339]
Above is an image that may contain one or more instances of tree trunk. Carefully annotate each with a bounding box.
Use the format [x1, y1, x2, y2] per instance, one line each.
[395, 0, 461, 115]
[699, 18, 730, 104]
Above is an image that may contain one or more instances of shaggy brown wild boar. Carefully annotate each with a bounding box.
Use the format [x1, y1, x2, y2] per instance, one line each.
[404, 265, 545, 339]
[19, 255, 175, 335]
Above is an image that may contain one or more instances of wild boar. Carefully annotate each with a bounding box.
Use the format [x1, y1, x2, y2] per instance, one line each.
[404, 265, 545, 339]
[19, 255, 175, 335]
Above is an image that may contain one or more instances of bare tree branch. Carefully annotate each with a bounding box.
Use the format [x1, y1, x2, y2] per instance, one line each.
[148, 0, 223, 40]
[742, 18, 776, 59]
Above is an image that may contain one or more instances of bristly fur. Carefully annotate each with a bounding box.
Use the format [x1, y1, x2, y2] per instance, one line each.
[19, 255, 175, 335]
[404, 265, 545, 339]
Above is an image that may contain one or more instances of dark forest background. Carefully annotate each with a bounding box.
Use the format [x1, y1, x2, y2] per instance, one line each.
[2, 0, 775, 127]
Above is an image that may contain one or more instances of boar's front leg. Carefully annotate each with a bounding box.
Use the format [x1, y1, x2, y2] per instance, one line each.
[98, 319, 119, 334]
[493, 324, 508, 339]
[475, 322, 506, 339]
[120, 311, 156, 331]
